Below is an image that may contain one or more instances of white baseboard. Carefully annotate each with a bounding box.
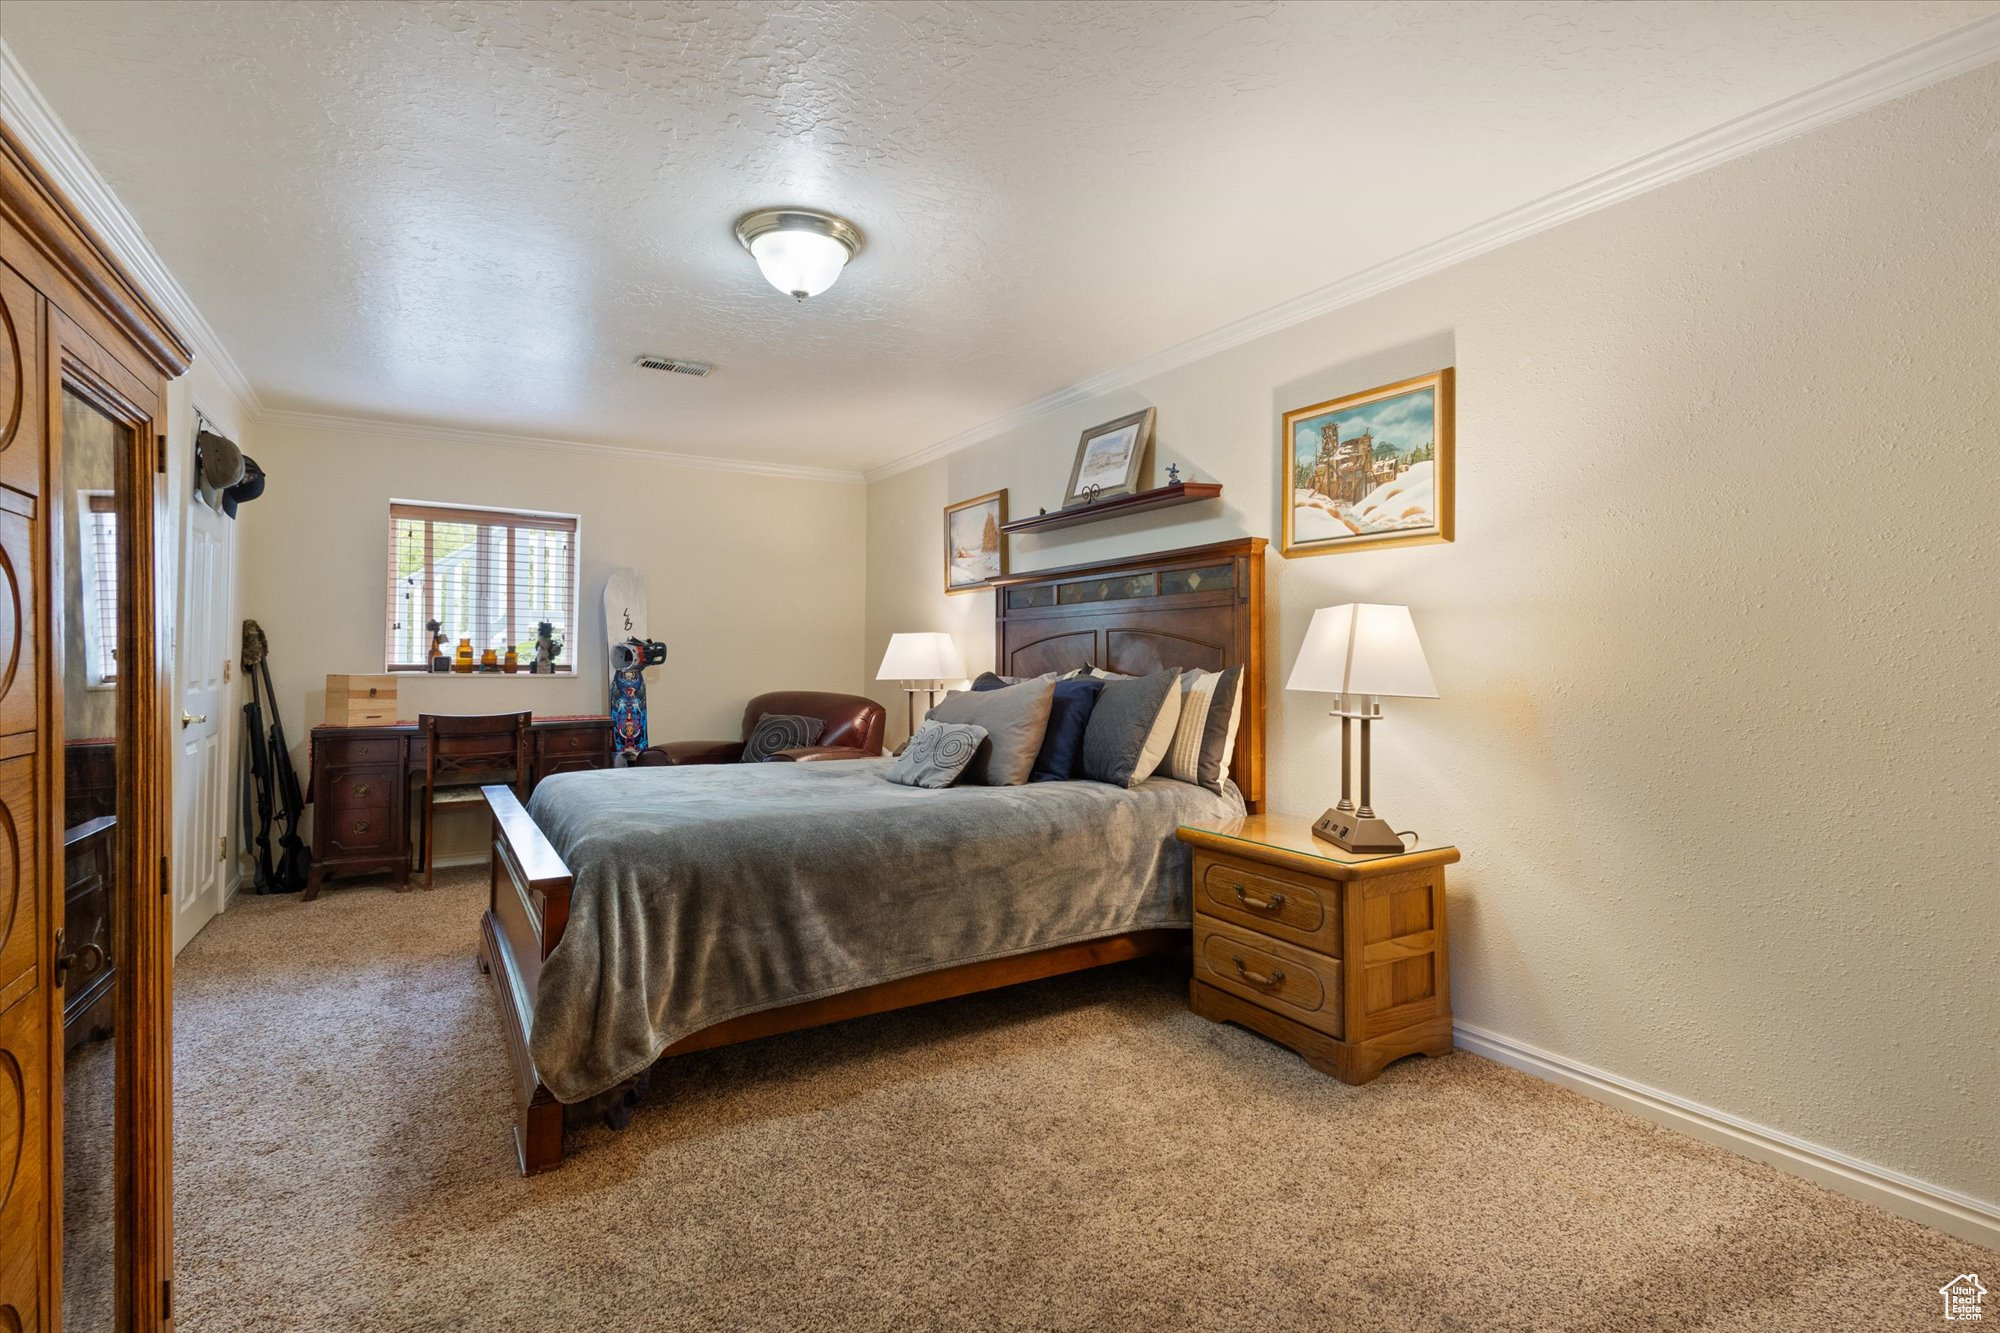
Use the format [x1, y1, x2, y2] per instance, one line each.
[1453, 1022, 2000, 1249]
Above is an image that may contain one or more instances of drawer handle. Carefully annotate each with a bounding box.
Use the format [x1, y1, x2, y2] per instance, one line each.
[352, 781, 371, 798]
[1232, 955, 1285, 988]
[352, 819, 371, 835]
[1233, 884, 1287, 913]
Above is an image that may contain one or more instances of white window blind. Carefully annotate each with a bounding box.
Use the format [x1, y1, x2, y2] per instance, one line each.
[83, 492, 118, 684]
[384, 501, 578, 673]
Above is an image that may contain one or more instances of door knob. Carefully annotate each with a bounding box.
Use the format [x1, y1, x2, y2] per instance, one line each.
[181, 711, 207, 728]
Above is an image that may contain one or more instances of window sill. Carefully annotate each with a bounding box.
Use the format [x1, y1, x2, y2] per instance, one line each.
[386, 670, 578, 680]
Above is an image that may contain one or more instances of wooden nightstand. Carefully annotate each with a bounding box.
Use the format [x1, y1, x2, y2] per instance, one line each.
[1178, 814, 1458, 1084]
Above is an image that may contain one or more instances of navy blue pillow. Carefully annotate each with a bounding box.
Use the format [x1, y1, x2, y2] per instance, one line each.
[1028, 676, 1106, 782]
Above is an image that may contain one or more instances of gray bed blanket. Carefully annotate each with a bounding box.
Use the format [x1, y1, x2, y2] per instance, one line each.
[522, 758, 1243, 1102]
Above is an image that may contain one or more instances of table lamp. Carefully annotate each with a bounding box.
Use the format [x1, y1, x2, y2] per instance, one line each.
[1285, 604, 1437, 853]
[876, 632, 966, 739]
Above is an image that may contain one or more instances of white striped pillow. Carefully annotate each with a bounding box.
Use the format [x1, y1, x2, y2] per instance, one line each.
[1162, 666, 1244, 794]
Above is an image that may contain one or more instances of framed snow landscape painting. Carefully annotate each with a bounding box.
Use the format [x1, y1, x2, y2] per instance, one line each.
[944, 489, 1008, 594]
[1282, 368, 1454, 557]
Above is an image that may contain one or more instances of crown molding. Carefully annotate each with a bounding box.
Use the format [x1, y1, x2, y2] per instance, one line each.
[865, 14, 2000, 484]
[0, 39, 263, 416]
[258, 409, 866, 484]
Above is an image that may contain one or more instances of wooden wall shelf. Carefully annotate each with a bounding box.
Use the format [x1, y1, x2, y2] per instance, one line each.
[999, 481, 1222, 535]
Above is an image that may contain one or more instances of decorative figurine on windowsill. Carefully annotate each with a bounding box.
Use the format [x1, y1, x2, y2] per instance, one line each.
[427, 619, 450, 673]
[1166, 463, 1181, 484]
[530, 621, 563, 675]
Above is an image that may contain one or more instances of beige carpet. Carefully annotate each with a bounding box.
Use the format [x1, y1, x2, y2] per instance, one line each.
[173, 868, 1991, 1332]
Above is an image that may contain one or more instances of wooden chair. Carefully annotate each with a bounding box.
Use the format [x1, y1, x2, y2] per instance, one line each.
[416, 711, 531, 889]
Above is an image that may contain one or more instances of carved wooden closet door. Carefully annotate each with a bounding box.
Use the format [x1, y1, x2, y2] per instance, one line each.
[1, 119, 189, 1332]
[0, 241, 50, 1333]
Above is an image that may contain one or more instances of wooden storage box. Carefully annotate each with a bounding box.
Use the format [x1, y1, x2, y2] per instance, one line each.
[325, 674, 399, 726]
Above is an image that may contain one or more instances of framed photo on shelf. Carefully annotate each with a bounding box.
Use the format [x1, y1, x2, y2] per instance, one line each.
[944, 489, 1008, 594]
[1281, 368, 1454, 557]
[1062, 407, 1155, 507]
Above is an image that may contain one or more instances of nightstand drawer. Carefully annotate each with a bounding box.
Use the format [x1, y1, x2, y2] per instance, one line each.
[1195, 917, 1343, 1038]
[1195, 852, 1340, 955]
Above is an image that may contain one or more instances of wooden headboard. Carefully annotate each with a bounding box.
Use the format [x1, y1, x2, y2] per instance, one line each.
[989, 537, 1267, 810]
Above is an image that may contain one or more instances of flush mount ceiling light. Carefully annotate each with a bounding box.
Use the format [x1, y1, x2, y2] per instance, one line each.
[734, 207, 863, 301]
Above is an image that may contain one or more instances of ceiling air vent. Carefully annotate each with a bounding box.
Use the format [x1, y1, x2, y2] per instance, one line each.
[633, 354, 713, 377]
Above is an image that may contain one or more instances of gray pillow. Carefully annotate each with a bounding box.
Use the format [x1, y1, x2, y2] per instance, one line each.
[742, 713, 825, 762]
[884, 720, 988, 788]
[971, 670, 1056, 690]
[1079, 669, 1183, 787]
[925, 677, 1056, 786]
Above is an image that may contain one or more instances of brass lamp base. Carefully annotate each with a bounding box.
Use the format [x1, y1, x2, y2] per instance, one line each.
[1312, 808, 1407, 854]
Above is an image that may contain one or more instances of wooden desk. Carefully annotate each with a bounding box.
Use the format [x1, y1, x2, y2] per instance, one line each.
[306, 716, 612, 896]
[1177, 813, 1458, 1084]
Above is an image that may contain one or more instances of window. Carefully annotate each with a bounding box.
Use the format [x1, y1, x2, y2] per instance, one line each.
[384, 501, 579, 673]
[77, 490, 117, 685]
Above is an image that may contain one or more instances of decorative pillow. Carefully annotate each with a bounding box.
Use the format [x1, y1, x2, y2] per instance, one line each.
[884, 720, 988, 788]
[1058, 666, 1132, 681]
[1029, 676, 1107, 783]
[741, 713, 825, 762]
[1161, 666, 1244, 794]
[971, 670, 1056, 691]
[1079, 669, 1182, 787]
[924, 678, 1056, 786]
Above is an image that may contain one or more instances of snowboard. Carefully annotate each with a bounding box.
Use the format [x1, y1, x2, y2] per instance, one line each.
[603, 568, 667, 765]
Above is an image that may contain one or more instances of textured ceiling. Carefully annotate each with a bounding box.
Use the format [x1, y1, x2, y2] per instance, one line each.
[2, 0, 1991, 472]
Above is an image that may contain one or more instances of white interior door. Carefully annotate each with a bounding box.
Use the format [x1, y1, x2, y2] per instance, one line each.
[173, 483, 233, 952]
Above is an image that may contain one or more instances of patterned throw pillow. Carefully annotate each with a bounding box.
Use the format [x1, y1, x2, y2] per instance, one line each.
[741, 713, 826, 762]
[1161, 666, 1244, 794]
[884, 720, 989, 788]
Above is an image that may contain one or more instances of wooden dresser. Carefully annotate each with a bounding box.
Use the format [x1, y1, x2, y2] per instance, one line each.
[1178, 814, 1458, 1084]
[307, 715, 613, 893]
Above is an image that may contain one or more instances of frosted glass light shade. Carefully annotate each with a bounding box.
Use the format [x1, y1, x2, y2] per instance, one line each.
[1286, 604, 1437, 698]
[876, 632, 964, 682]
[749, 228, 851, 299]
[736, 208, 863, 300]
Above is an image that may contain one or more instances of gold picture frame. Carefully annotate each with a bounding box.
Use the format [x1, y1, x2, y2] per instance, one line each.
[1281, 368, 1454, 557]
[944, 488, 1008, 594]
[1063, 406, 1155, 506]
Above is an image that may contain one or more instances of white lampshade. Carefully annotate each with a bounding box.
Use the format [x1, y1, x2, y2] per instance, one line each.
[1286, 604, 1437, 698]
[876, 632, 965, 682]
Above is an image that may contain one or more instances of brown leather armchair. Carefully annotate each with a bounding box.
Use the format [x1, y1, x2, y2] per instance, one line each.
[637, 691, 887, 766]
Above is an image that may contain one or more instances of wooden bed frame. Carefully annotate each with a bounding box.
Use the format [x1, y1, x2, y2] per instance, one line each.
[479, 537, 1266, 1173]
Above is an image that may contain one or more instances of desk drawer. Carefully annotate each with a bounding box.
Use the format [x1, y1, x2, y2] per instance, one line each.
[321, 735, 402, 767]
[322, 766, 397, 811]
[536, 728, 606, 758]
[324, 808, 399, 858]
[1195, 916, 1343, 1038]
[1195, 853, 1340, 955]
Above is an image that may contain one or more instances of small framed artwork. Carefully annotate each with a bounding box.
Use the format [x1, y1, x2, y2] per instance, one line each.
[1281, 368, 1454, 557]
[944, 489, 1008, 595]
[1063, 407, 1155, 506]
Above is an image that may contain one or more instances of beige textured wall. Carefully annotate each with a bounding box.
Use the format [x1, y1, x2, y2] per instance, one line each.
[242, 420, 867, 858]
[866, 67, 2000, 1205]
